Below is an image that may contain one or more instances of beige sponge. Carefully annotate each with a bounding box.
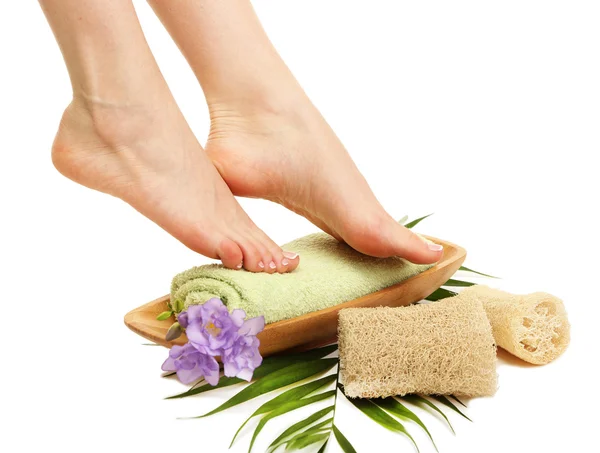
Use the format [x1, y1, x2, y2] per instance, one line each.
[458, 285, 570, 365]
[338, 297, 497, 398]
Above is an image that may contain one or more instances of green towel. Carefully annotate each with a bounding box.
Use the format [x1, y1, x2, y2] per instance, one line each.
[171, 232, 432, 324]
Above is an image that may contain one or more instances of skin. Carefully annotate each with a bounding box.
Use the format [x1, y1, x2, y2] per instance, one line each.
[39, 0, 443, 273]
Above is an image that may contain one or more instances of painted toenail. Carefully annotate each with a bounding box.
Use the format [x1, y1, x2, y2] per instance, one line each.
[236, 262, 243, 269]
[428, 243, 443, 252]
[283, 251, 298, 260]
[269, 261, 277, 269]
[282, 259, 289, 266]
[258, 261, 265, 269]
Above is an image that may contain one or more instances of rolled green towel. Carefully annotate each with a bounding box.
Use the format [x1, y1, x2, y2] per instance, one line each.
[171, 232, 432, 324]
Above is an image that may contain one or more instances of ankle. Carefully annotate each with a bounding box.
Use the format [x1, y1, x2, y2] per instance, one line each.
[63, 95, 162, 149]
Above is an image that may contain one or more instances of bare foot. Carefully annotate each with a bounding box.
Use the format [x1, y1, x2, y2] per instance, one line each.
[51, 97, 299, 273]
[205, 100, 443, 264]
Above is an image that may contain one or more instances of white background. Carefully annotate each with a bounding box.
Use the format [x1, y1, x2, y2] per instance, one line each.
[1, 1, 598, 452]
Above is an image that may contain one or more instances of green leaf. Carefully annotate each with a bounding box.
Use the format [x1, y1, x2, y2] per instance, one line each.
[459, 266, 499, 279]
[398, 215, 409, 225]
[430, 395, 472, 422]
[156, 310, 173, 321]
[191, 359, 337, 418]
[449, 395, 467, 407]
[443, 279, 476, 287]
[317, 440, 329, 453]
[425, 287, 457, 301]
[347, 399, 419, 452]
[280, 419, 333, 451]
[288, 433, 329, 450]
[375, 398, 437, 452]
[402, 395, 455, 434]
[268, 406, 334, 451]
[332, 424, 357, 453]
[248, 391, 336, 453]
[404, 213, 433, 229]
[166, 344, 338, 399]
[231, 374, 336, 447]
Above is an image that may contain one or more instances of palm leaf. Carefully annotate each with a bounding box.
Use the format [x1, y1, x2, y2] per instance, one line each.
[430, 395, 472, 421]
[189, 358, 337, 418]
[459, 265, 499, 279]
[317, 440, 329, 453]
[443, 278, 476, 287]
[287, 433, 329, 450]
[167, 344, 337, 399]
[449, 395, 467, 407]
[248, 391, 336, 453]
[404, 213, 433, 229]
[231, 374, 336, 447]
[347, 398, 419, 452]
[401, 395, 455, 434]
[268, 406, 334, 452]
[332, 425, 356, 453]
[374, 397, 437, 452]
[425, 287, 457, 301]
[278, 419, 333, 451]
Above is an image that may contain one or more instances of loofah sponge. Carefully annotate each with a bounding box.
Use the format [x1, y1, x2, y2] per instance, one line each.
[458, 285, 570, 365]
[338, 297, 497, 399]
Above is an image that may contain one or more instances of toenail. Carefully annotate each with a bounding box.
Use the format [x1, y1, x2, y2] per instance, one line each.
[428, 243, 443, 252]
[282, 259, 289, 266]
[283, 251, 298, 260]
[258, 261, 265, 269]
[269, 261, 277, 269]
[236, 262, 243, 269]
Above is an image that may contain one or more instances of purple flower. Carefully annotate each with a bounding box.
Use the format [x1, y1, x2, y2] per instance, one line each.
[161, 343, 219, 385]
[177, 311, 189, 329]
[222, 316, 265, 381]
[163, 298, 265, 385]
[185, 298, 247, 356]
[222, 334, 263, 382]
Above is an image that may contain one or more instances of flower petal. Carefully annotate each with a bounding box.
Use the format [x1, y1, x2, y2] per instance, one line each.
[230, 309, 247, 327]
[223, 360, 239, 378]
[161, 356, 177, 372]
[176, 366, 205, 385]
[239, 316, 265, 336]
[236, 368, 254, 382]
[204, 366, 220, 386]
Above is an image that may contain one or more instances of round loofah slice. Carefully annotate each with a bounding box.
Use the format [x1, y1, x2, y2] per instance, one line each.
[338, 296, 497, 399]
[458, 285, 570, 365]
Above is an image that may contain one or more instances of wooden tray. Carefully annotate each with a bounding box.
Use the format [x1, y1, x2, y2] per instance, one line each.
[124, 235, 466, 357]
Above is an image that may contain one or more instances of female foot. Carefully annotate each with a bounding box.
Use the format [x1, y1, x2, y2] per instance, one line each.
[205, 100, 442, 264]
[51, 98, 299, 273]
[40, 0, 298, 273]
[149, 0, 443, 264]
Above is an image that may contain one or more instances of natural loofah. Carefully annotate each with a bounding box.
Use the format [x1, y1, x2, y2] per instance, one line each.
[338, 297, 497, 398]
[458, 285, 570, 365]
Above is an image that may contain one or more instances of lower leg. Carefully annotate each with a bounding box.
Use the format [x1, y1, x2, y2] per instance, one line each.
[148, 0, 443, 263]
[38, 0, 299, 272]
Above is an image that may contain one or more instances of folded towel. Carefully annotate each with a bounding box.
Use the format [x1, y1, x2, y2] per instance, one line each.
[171, 232, 432, 324]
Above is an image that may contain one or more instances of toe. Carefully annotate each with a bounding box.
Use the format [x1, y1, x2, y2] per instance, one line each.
[236, 238, 267, 272]
[251, 228, 300, 273]
[247, 235, 273, 273]
[281, 250, 300, 272]
[344, 215, 443, 264]
[385, 221, 443, 264]
[216, 237, 244, 270]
